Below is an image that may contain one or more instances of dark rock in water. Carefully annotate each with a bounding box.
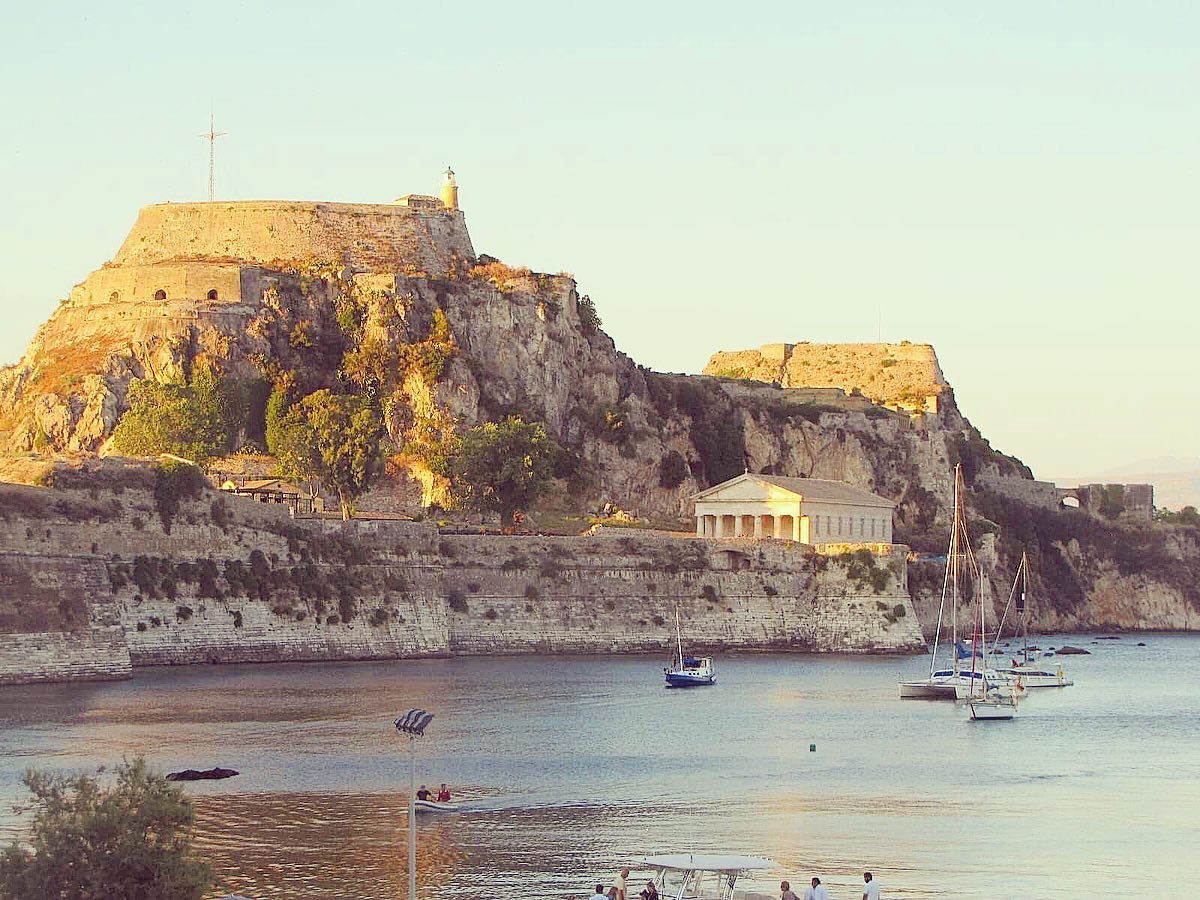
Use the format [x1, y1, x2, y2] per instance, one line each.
[1056, 645, 1091, 655]
[1138, 642, 1147, 647]
[166, 767, 239, 781]
[1097, 635, 1121, 640]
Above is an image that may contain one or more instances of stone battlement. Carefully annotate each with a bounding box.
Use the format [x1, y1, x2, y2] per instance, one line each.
[706, 341, 946, 413]
[113, 200, 475, 275]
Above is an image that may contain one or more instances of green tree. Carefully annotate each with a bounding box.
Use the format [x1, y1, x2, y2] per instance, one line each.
[275, 390, 385, 520]
[446, 416, 557, 527]
[111, 381, 225, 465]
[0, 757, 213, 900]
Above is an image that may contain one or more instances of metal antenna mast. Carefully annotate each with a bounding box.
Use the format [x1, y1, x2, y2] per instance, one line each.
[198, 112, 226, 201]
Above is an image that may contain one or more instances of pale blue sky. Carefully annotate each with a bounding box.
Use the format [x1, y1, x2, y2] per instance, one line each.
[2, 2, 1197, 478]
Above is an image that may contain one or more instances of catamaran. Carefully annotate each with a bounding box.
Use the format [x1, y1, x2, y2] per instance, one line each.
[664, 602, 715, 687]
[634, 854, 775, 900]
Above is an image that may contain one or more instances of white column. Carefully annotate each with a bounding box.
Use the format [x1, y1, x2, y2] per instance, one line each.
[734, 515, 744, 538]
[714, 516, 724, 538]
[753, 516, 764, 539]
[772, 516, 781, 539]
[696, 516, 704, 537]
[792, 513, 801, 542]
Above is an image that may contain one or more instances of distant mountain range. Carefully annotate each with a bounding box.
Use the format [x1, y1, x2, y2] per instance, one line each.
[1046, 457, 1200, 511]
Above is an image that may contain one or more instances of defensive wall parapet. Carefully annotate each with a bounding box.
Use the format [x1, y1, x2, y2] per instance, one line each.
[113, 201, 476, 276]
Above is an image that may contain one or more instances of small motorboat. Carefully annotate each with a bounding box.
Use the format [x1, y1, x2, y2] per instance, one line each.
[635, 853, 775, 900]
[414, 799, 462, 813]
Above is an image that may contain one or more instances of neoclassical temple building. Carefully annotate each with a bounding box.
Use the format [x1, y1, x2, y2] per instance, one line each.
[692, 473, 895, 544]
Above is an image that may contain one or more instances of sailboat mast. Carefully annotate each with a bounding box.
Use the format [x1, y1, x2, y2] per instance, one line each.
[950, 466, 961, 676]
[1021, 552, 1029, 664]
[674, 601, 685, 666]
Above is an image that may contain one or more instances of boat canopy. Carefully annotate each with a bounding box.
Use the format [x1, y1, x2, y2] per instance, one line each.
[635, 854, 775, 873]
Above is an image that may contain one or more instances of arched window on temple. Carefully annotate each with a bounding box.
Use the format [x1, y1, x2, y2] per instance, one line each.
[154, 289, 167, 301]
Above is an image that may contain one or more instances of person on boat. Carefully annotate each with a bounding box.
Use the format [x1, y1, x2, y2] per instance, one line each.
[805, 877, 829, 900]
[589, 884, 607, 900]
[436, 783, 451, 802]
[416, 785, 433, 802]
[780, 880, 799, 900]
[610, 867, 630, 900]
[862, 871, 881, 900]
[638, 880, 659, 900]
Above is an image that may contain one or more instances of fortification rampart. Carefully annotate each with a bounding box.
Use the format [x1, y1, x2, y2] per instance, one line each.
[706, 341, 946, 413]
[0, 472, 923, 684]
[113, 201, 475, 275]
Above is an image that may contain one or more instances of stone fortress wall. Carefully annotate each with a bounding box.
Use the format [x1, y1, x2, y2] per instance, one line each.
[705, 341, 947, 413]
[113, 200, 476, 275]
[0, 471, 924, 685]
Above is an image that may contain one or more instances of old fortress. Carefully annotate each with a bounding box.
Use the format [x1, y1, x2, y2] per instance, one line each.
[69, 168, 473, 316]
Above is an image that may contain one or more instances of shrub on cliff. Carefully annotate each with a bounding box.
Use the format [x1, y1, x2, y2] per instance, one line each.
[0, 757, 213, 900]
[444, 416, 557, 528]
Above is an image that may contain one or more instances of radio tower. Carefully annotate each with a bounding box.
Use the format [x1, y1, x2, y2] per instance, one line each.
[198, 112, 226, 201]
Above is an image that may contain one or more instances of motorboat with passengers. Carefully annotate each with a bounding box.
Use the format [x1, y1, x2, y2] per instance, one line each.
[635, 854, 776, 900]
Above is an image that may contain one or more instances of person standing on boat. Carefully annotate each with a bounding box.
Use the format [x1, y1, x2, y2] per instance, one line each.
[806, 877, 828, 900]
[611, 867, 630, 900]
[436, 783, 450, 802]
[780, 880, 799, 900]
[862, 871, 881, 900]
[416, 785, 432, 801]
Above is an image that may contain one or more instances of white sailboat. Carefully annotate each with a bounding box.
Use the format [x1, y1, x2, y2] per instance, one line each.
[664, 601, 715, 687]
[963, 547, 1019, 721]
[993, 552, 1074, 688]
[900, 465, 990, 700]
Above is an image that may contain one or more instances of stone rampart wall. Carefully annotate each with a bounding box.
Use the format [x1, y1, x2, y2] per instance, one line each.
[113, 202, 475, 275]
[0, 481, 924, 686]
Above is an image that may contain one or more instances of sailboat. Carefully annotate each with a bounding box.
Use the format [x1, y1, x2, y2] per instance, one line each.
[664, 601, 715, 687]
[964, 577, 1019, 721]
[993, 552, 1074, 688]
[899, 465, 982, 700]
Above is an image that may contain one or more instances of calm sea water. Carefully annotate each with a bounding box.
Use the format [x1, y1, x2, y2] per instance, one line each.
[2, 635, 1199, 898]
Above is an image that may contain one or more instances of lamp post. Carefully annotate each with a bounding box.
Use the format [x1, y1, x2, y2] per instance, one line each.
[395, 709, 434, 900]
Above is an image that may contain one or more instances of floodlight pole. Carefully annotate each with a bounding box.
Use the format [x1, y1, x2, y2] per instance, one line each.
[408, 732, 417, 900]
[396, 709, 433, 900]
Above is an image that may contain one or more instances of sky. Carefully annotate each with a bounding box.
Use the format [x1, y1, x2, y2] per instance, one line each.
[1, 2, 1197, 479]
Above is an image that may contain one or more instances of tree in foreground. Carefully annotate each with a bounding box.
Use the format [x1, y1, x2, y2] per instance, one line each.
[273, 389, 386, 520]
[447, 416, 557, 527]
[0, 757, 213, 900]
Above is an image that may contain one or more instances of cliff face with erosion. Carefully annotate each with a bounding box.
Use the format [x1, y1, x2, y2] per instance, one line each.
[0, 460, 923, 685]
